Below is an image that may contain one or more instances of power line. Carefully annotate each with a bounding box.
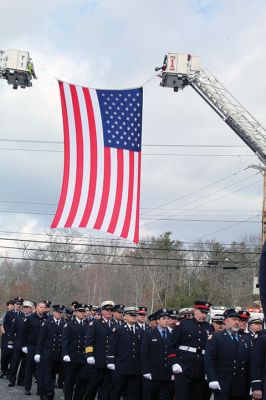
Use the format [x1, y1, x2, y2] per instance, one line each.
[0, 147, 255, 157]
[0, 255, 258, 269]
[0, 138, 247, 148]
[0, 244, 259, 263]
[0, 235, 261, 254]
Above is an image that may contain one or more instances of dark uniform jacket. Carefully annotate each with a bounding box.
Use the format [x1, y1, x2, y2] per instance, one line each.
[85, 317, 116, 368]
[251, 333, 266, 394]
[22, 312, 48, 347]
[8, 312, 27, 350]
[107, 323, 144, 375]
[141, 326, 172, 381]
[166, 317, 211, 378]
[36, 316, 65, 361]
[205, 329, 251, 396]
[62, 318, 88, 364]
[3, 310, 24, 345]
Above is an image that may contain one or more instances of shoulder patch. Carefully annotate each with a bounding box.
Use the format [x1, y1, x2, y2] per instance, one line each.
[208, 334, 213, 340]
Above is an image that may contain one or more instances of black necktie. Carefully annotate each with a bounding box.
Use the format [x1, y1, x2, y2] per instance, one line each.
[162, 329, 167, 342]
[232, 333, 238, 343]
[130, 326, 134, 335]
[80, 321, 83, 326]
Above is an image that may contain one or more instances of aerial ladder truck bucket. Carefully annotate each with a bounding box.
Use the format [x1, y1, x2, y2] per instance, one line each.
[156, 53, 266, 165]
[0, 49, 37, 89]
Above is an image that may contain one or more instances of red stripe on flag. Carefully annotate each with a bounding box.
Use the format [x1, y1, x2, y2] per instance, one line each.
[94, 147, 111, 229]
[80, 88, 97, 227]
[108, 149, 124, 234]
[65, 85, 84, 227]
[133, 152, 141, 243]
[51, 82, 70, 228]
[121, 151, 134, 239]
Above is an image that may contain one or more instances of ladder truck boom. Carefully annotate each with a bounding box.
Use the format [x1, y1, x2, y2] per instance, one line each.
[157, 53, 266, 164]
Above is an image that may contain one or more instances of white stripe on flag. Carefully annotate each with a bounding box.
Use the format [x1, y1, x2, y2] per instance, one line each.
[59, 82, 77, 227]
[100, 147, 118, 231]
[87, 89, 104, 228]
[113, 150, 129, 238]
[127, 151, 139, 241]
[72, 86, 90, 226]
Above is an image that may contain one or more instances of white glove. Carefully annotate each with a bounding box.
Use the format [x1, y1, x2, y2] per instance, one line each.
[87, 356, 95, 365]
[172, 363, 183, 374]
[7, 345, 13, 349]
[209, 381, 221, 390]
[34, 354, 41, 363]
[63, 355, 71, 362]
[107, 363, 115, 370]
[143, 373, 152, 380]
[22, 346, 28, 354]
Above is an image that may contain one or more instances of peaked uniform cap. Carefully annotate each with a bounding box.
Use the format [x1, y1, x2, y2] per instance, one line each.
[101, 300, 115, 309]
[53, 304, 65, 312]
[113, 304, 125, 312]
[238, 310, 250, 320]
[249, 316, 263, 324]
[14, 297, 24, 305]
[74, 303, 87, 311]
[124, 306, 139, 315]
[223, 308, 239, 319]
[22, 300, 34, 308]
[194, 301, 211, 311]
[156, 309, 170, 319]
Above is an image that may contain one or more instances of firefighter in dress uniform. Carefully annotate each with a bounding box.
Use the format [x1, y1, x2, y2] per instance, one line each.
[107, 306, 144, 400]
[141, 308, 174, 400]
[166, 300, 211, 400]
[205, 308, 252, 400]
[34, 304, 66, 400]
[22, 301, 48, 396]
[8, 300, 34, 387]
[84, 300, 116, 400]
[61, 303, 88, 400]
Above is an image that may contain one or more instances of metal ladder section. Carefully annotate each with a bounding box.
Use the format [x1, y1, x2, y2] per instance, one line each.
[188, 69, 266, 164]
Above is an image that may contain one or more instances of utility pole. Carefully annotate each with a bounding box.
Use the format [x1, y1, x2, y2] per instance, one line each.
[262, 167, 266, 244]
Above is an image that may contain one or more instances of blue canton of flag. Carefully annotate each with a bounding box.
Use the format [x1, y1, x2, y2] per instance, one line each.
[97, 88, 143, 152]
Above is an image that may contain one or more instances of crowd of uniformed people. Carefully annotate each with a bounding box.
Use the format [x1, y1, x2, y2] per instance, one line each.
[0, 297, 265, 400]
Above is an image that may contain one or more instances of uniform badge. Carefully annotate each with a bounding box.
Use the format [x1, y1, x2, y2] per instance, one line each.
[64, 323, 67, 328]
[208, 334, 213, 340]
[89, 321, 94, 326]
[112, 328, 116, 332]
[42, 322, 45, 326]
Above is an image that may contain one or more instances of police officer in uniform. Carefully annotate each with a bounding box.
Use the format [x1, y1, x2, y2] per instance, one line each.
[205, 308, 251, 400]
[141, 309, 174, 400]
[22, 301, 48, 395]
[107, 306, 144, 400]
[7, 300, 34, 387]
[62, 303, 88, 400]
[84, 300, 115, 400]
[2, 297, 23, 378]
[167, 300, 211, 400]
[34, 304, 65, 400]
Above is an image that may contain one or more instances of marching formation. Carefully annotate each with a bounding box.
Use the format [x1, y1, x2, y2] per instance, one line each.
[0, 297, 265, 400]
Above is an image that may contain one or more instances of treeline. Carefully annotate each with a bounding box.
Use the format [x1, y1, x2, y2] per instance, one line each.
[0, 231, 261, 313]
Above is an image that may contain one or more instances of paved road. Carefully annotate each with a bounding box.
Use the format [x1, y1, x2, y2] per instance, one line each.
[0, 375, 64, 399]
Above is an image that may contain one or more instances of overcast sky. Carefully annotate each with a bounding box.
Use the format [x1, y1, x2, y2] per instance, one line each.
[0, 0, 265, 246]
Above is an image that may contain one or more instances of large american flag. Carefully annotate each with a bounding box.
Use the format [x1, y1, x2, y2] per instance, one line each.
[51, 81, 143, 243]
